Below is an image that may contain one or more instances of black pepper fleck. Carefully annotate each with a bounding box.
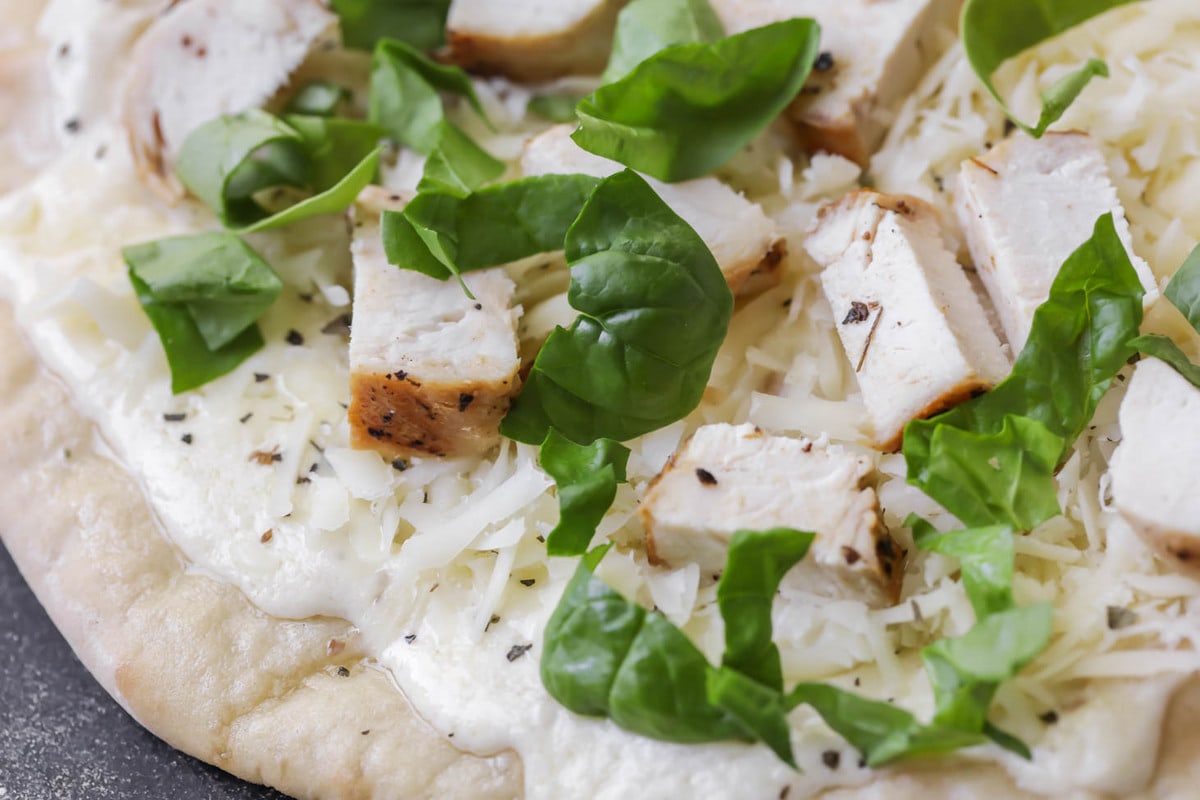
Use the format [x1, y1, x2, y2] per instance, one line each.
[1039, 710, 1059, 725]
[163, 412, 187, 422]
[519, 578, 536, 587]
[458, 392, 475, 412]
[814, 51, 835, 72]
[336, 666, 350, 678]
[181, 433, 193, 445]
[1106, 605, 1137, 630]
[64, 117, 81, 134]
[842, 301, 871, 325]
[254, 372, 270, 383]
[404, 633, 417, 644]
[822, 750, 841, 770]
[285, 329, 305, 346]
[506, 644, 533, 662]
[695, 468, 718, 486]
[361, 729, 370, 735]
[391, 458, 409, 472]
[485, 614, 501, 632]
[473, 303, 483, 310]
[239, 412, 253, 424]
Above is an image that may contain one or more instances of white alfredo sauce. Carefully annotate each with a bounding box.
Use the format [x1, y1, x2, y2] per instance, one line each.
[4, 1, 1200, 798]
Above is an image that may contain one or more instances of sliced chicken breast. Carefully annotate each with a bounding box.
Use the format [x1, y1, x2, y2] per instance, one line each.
[806, 190, 1010, 451]
[1109, 358, 1200, 572]
[711, 0, 961, 166]
[956, 132, 1159, 355]
[443, 0, 628, 82]
[122, 0, 338, 200]
[521, 124, 784, 297]
[348, 187, 522, 459]
[640, 423, 901, 606]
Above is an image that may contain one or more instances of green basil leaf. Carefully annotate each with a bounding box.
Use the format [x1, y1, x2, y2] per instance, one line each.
[331, 0, 450, 52]
[707, 667, 795, 766]
[176, 111, 382, 232]
[124, 233, 280, 393]
[787, 683, 984, 767]
[383, 174, 602, 279]
[416, 120, 505, 196]
[538, 430, 631, 557]
[921, 603, 1053, 733]
[961, 0, 1141, 136]
[601, 0, 724, 84]
[1163, 244, 1200, 331]
[285, 81, 350, 117]
[501, 170, 734, 444]
[540, 546, 743, 742]
[904, 213, 1144, 527]
[908, 515, 1015, 619]
[1128, 335, 1200, 389]
[528, 93, 582, 123]
[717, 528, 814, 690]
[369, 38, 487, 152]
[573, 18, 821, 182]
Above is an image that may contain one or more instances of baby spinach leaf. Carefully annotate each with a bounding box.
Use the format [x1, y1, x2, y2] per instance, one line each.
[1128, 335, 1200, 389]
[904, 213, 1144, 528]
[416, 120, 505, 196]
[369, 38, 487, 153]
[528, 93, 583, 123]
[175, 110, 382, 232]
[540, 547, 744, 742]
[601, 0, 724, 84]
[331, 0, 450, 52]
[961, 0, 1142, 136]
[124, 233, 281, 393]
[707, 667, 796, 766]
[717, 528, 814, 690]
[573, 18, 821, 182]
[383, 174, 602, 279]
[1164, 244, 1200, 331]
[539, 431, 631, 557]
[908, 515, 1015, 619]
[285, 81, 349, 117]
[502, 170, 733, 445]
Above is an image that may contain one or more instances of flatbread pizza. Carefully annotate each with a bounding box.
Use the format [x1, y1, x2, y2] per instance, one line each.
[4, 1, 1200, 798]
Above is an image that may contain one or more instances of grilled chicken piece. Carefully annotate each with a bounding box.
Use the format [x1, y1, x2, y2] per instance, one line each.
[1109, 358, 1200, 572]
[348, 187, 522, 459]
[443, 0, 628, 82]
[956, 132, 1159, 354]
[805, 190, 1010, 451]
[521, 124, 784, 297]
[640, 423, 901, 606]
[122, 0, 338, 201]
[710, 0, 961, 166]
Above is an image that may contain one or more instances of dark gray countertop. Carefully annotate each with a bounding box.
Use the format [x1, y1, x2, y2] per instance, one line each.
[0, 542, 290, 800]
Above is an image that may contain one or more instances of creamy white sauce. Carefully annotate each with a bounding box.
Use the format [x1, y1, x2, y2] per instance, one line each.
[3, 1, 1200, 798]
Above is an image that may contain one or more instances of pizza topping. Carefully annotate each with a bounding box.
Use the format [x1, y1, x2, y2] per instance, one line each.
[520, 124, 785, 297]
[601, 0, 724, 85]
[956, 132, 1156, 354]
[806, 190, 1010, 451]
[332, 0, 450, 52]
[537, 431, 630, 556]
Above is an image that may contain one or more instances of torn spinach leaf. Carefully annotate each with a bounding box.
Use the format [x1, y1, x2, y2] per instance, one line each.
[416, 120, 505, 196]
[175, 110, 383, 232]
[1127, 245, 1200, 387]
[527, 93, 583, 123]
[1128, 335, 1200, 389]
[284, 81, 349, 117]
[904, 213, 1144, 529]
[331, 0, 450, 52]
[573, 18, 820, 182]
[124, 233, 281, 393]
[501, 170, 733, 445]
[539, 431, 631, 557]
[601, 0, 724, 84]
[961, 0, 1142, 136]
[908, 515, 1015, 619]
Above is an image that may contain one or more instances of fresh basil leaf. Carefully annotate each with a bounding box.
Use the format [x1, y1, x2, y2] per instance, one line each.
[707, 667, 795, 766]
[1128, 335, 1200, 389]
[539, 431, 631, 557]
[961, 0, 1141, 136]
[787, 683, 984, 767]
[1163, 244, 1200, 331]
[717, 528, 814, 690]
[285, 81, 350, 117]
[124, 233, 280, 393]
[416, 120, 505, 196]
[369, 38, 487, 152]
[502, 171, 734, 444]
[176, 111, 382, 232]
[904, 213, 1144, 527]
[331, 0, 450, 52]
[921, 603, 1053, 734]
[908, 515, 1015, 619]
[528, 93, 582, 123]
[573, 18, 821, 182]
[601, 0, 724, 84]
[540, 547, 744, 742]
[383, 174, 602, 279]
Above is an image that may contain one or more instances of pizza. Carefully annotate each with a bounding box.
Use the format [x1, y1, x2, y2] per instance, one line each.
[5, 0, 1200, 798]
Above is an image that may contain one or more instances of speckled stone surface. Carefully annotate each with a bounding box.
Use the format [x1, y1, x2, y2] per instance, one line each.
[0, 542, 290, 800]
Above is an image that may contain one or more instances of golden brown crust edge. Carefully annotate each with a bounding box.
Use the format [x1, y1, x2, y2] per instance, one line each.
[0, 303, 522, 800]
